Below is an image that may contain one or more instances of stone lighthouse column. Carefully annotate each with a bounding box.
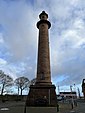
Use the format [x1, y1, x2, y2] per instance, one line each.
[26, 11, 57, 106]
[36, 11, 51, 85]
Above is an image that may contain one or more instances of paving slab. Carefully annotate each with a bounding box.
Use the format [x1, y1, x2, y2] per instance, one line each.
[0, 101, 77, 113]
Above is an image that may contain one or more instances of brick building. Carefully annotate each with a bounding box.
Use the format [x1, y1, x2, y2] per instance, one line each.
[59, 92, 77, 99]
[82, 79, 85, 99]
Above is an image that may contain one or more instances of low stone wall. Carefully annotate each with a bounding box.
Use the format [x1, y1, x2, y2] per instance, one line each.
[0, 95, 27, 102]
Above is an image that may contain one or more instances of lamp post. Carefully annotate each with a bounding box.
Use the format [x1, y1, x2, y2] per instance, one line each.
[77, 87, 80, 98]
[70, 85, 74, 109]
[58, 85, 60, 95]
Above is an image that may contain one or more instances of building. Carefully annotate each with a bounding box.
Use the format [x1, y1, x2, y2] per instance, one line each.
[60, 92, 77, 99]
[82, 79, 85, 99]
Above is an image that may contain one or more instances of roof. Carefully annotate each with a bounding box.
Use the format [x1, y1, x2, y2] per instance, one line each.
[60, 92, 76, 94]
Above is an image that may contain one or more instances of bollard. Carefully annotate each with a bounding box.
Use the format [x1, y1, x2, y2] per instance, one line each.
[57, 104, 59, 112]
[71, 103, 73, 109]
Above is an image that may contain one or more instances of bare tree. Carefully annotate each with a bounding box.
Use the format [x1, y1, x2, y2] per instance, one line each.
[0, 70, 13, 95]
[30, 78, 36, 85]
[14, 77, 30, 95]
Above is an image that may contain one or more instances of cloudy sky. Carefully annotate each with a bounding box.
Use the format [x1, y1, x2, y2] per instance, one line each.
[0, 0, 85, 94]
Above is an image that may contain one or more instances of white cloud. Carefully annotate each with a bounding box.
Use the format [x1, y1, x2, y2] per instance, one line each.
[0, 0, 38, 60]
[0, 33, 4, 44]
[0, 0, 85, 90]
[0, 58, 7, 65]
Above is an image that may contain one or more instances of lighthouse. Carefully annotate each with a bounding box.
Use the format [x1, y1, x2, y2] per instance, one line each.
[36, 11, 51, 85]
[26, 11, 57, 106]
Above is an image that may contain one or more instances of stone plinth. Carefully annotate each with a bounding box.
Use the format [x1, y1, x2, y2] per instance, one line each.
[26, 84, 57, 106]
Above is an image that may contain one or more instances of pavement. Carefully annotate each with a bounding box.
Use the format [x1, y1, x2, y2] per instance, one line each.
[71, 101, 85, 113]
[0, 101, 25, 113]
[0, 101, 74, 113]
[0, 100, 85, 113]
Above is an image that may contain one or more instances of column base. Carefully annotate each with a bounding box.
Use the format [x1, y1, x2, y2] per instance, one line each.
[26, 84, 57, 106]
